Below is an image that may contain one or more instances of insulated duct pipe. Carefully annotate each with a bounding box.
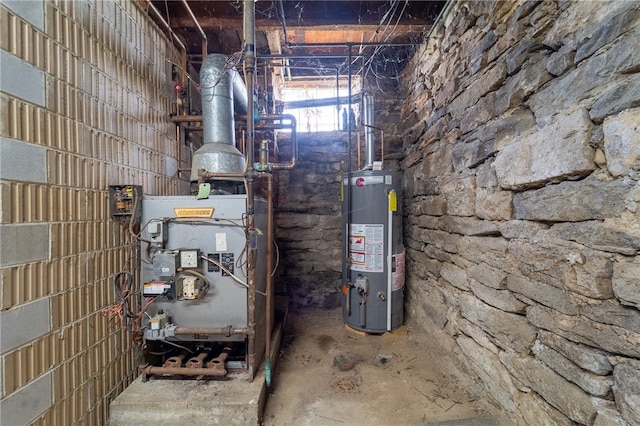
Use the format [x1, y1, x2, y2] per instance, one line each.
[363, 94, 375, 170]
[191, 54, 248, 180]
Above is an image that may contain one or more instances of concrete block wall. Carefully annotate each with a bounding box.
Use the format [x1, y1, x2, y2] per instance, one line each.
[0, 0, 182, 424]
[400, 1, 639, 425]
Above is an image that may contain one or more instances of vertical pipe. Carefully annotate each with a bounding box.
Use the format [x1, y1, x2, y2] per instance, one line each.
[363, 94, 375, 169]
[342, 45, 353, 289]
[264, 173, 274, 385]
[243, 0, 257, 380]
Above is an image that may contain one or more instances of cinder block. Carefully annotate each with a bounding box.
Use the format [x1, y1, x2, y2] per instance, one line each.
[0, 50, 45, 106]
[0, 223, 49, 267]
[2, 0, 45, 32]
[0, 371, 51, 425]
[0, 137, 47, 183]
[0, 297, 50, 354]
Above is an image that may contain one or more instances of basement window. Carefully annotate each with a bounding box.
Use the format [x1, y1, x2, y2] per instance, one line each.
[276, 76, 361, 133]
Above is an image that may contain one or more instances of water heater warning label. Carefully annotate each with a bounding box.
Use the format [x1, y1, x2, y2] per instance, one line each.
[349, 224, 384, 272]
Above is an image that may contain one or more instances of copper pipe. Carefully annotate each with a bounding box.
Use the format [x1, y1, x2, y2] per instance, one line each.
[171, 115, 203, 123]
[263, 173, 274, 372]
[140, 364, 227, 379]
[236, 114, 298, 170]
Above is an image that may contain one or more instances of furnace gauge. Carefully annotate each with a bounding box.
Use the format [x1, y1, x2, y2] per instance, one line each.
[179, 249, 200, 269]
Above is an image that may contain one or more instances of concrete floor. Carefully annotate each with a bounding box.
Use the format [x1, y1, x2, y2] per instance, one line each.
[109, 305, 508, 425]
[263, 307, 507, 426]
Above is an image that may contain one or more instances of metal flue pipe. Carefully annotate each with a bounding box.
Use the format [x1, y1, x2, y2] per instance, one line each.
[363, 94, 375, 170]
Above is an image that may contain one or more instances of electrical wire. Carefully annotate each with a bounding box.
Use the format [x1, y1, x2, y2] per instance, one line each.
[101, 271, 134, 329]
[200, 255, 267, 296]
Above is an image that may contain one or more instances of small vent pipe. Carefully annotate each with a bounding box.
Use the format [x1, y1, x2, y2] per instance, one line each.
[363, 94, 375, 170]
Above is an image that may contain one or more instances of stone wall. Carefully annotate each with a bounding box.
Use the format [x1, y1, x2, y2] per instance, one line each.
[274, 131, 347, 307]
[400, 1, 639, 425]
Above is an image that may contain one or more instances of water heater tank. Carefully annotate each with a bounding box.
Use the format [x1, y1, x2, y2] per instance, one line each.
[342, 170, 404, 332]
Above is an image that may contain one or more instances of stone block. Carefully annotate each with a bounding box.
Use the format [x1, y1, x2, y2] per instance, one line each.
[457, 336, 518, 412]
[467, 263, 506, 289]
[497, 220, 549, 240]
[514, 392, 575, 426]
[437, 216, 500, 236]
[613, 362, 640, 425]
[451, 138, 497, 172]
[475, 187, 513, 221]
[458, 235, 512, 272]
[613, 259, 640, 308]
[513, 176, 636, 222]
[461, 92, 497, 135]
[527, 305, 640, 358]
[593, 405, 628, 426]
[603, 108, 640, 177]
[538, 330, 612, 376]
[508, 236, 613, 299]
[494, 108, 595, 190]
[460, 293, 536, 354]
[407, 248, 441, 280]
[548, 219, 640, 255]
[448, 310, 500, 354]
[448, 62, 506, 120]
[499, 351, 600, 425]
[495, 54, 552, 116]
[534, 28, 640, 125]
[533, 341, 613, 397]
[440, 174, 476, 216]
[547, 48, 575, 76]
[471, 279, 527, 314]
[439, 262, 469, 291]
[421, 196, 447, 216]
[575, 9, 640, 63]
[590, 76, 640, 122]
[580, 301, 640, 334]
[506, 274, 578, 316]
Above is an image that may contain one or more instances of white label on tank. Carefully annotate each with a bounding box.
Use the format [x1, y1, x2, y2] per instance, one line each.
[215, 233, 227, 251]
[385, 175, 392, 185]
[349, 224, 384, 273]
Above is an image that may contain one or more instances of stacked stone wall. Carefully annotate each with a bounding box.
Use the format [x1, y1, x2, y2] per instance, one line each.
[400, 1, 639, 424]
[274, 132, 347, 307]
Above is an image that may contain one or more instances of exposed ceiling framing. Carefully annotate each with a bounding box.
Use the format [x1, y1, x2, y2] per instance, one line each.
[143, 0, 446, 82]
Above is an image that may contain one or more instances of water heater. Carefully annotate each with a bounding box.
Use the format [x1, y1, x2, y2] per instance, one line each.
[342, 169, 404, 332]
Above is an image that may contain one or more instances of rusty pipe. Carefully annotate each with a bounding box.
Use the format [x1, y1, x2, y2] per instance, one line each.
[145, 1, 187, 85]
[187, 349, 211, 369]
[264, 173, 274, 376]
[164, 351, 189, 368]
[140, 364, 227, 378]
[171, 115, 203, 123]
[207, 346, 232, 370]
[180, 0, 207, 60]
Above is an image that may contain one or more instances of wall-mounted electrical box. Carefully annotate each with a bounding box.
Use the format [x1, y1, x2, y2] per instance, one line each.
[109, 185, 142, 219]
